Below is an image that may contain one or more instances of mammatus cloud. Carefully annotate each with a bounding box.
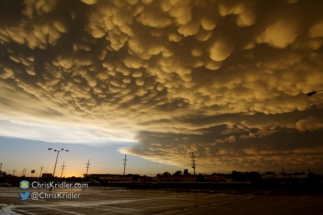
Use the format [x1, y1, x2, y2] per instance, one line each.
[0, 0, 323, 172]
[296, 116, 323, 132]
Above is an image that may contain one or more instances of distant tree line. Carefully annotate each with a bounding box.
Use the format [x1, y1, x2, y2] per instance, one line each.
[231, 171, 261, 183]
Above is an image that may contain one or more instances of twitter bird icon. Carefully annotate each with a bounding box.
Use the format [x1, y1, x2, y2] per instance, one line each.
[20, 192, 30, 201]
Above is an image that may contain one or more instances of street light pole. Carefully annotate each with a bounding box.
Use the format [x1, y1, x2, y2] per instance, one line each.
[53, 151, 60, 177]
[48, 148, 69, 177]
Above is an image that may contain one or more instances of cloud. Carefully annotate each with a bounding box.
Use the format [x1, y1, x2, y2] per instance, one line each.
[215, 135, 236, 144]
[0, 0, 323, 172]
[296, 116, 323, 132]
[121, 128, 323, 172]
[209, 37, 234, 62]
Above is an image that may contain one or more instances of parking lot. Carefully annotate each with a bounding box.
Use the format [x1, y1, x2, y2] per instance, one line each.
[1, 187, 323, 215]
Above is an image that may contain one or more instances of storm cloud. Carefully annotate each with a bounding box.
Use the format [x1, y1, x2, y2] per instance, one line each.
[0, 0, 323, 172]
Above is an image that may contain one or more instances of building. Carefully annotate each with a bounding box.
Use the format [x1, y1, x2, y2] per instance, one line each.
[205, 175, 226, 182]
[41, 173, 53, 178]
[86, 174, 134, 182]
[157, 175, 196, 182]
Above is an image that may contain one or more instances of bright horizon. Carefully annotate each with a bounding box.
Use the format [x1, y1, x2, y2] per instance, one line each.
[0, 136, 190, 178]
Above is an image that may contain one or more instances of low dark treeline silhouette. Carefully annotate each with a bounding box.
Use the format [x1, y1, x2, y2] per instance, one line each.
[231, 171, 261, 183]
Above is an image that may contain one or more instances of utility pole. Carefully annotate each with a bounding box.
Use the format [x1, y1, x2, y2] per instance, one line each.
[61, 162, 66, 178]
[190, 152, 196, 175]
[85, 159, 91, 176]
[8, 170, 10, 175]
[0, 163, 2, 172]
[22, 168, 26, 177]
[123, 154, 127, 183]
[13, 170, 16, 176]
[39, 165, 44, 177]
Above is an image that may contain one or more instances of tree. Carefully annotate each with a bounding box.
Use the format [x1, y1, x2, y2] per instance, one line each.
[183, 169, 190, 176]
[162, 171, 171, 176]
[249, 171, 261, 184]
[231, 171, 247, 182]
[197, 174, 205, 182]
[264, 171, 276, 175]
[173, 170, 182, 175]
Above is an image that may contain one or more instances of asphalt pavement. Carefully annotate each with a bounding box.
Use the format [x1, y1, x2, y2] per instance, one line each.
[1, 187, 322, 215]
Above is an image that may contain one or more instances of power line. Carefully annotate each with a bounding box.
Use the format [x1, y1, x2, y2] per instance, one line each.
[190, 152, 196, 175]
[61, 162, 66, 178]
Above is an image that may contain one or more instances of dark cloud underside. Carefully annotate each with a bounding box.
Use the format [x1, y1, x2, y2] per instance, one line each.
[0, 0, 323, 172]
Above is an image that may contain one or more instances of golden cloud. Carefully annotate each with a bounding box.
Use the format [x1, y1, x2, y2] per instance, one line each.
[0, 0, 323, 172]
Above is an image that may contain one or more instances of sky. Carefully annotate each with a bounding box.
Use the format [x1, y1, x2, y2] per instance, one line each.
[0, 0, 323, 177]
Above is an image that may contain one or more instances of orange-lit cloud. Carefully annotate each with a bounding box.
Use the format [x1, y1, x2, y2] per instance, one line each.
[0, 0, 323, 172]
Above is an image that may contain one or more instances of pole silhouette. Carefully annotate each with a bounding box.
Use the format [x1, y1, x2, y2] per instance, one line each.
[61, 162, 66, 178]
[48, 148, 69, 177]
[22, 168, 26, 177]
[85, 159, 91, 176]
[123, 154, 127, 183]
[53, 152, 59, 177]
[190, 152, 196, 175]
[39, 165, 44, 177]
